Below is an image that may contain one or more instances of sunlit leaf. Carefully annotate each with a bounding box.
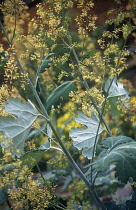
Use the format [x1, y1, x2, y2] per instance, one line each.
[0, 98, 38, 157]
[104, 77, 128, 98]
[104, 77, 129, 116]
[70, 112, 104, 159]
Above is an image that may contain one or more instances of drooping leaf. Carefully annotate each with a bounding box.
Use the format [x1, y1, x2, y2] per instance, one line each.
[70, 112, 104, 159]
[92, 140, 136, 183]
[104, 77, 128, 98]
[21, 150, 45, 169]
[0, 98, 38, 157]
[39, 53, 54, 73]
[82, 49, 99, 58]
[46, 81, 77, 110]
[21, 141, 50, 169]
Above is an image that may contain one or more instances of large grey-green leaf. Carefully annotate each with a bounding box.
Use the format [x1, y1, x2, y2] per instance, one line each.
[46, 81, 77, 110]
[0, 98, 38, 157]
[104, 77, 128, 98]
[92, 141, 136, 183]
[21, 141, 50, 169]
[70, 112, 104, 159]
[5, 98, 37, 117]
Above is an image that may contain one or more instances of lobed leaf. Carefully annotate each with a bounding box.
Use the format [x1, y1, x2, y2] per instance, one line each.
[92, 136, 136, 183]
[0, 98, 38, 157]
[104, 77, 129, 116]
[70, 112, 104, 159]
[104, 77, 128, 98]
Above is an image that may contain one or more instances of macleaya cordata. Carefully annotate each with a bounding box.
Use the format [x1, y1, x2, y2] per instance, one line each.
[0, 0, 136, 209]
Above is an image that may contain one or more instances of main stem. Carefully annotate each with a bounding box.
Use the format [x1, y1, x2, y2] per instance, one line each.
[0, 22, 106, 210]
[30, 85, 106, 210]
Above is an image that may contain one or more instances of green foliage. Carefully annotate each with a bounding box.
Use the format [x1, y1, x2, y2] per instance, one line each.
[104, 77, 129, 116]
[0, 0, 136, 209]
[46, 81, 77, 110]
[70, 112, 104, 159]
[39, 53, 54, 73]
[92, 136, 136, 183]
[104, 77, 128, 98]
[101, 135, 134, 149]
[0, 98, 39, 157]
[21, 141, 50, 169]
[105, 97, 123, 116]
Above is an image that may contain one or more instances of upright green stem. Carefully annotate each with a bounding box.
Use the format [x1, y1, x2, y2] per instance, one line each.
[0, 21, 106, 210]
